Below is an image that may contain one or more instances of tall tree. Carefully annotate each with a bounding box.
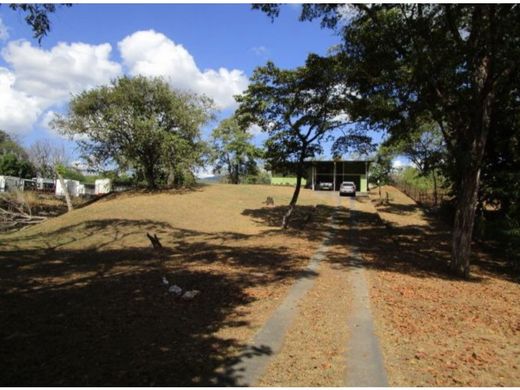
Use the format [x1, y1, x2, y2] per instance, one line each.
[211, 116, 262, 184]
[0, 130, 35, 178]
[236, 54, 350, 228]
[385, 122, 447, 205]
[256, 4, 520, 277]
[53, 76, 214, 189]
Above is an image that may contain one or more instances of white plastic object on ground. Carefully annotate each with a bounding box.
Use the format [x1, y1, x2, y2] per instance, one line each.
[182, 290, 200, 300]
[168, 285, 183, 296]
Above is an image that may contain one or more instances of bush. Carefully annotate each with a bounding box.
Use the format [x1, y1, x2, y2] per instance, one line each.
[243, 171, 271, 185]
[484, 213, 520, 270]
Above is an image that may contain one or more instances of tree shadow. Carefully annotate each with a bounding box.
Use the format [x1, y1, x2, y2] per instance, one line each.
[0, 216, 314, 385]
[241, 204, 337, 242]
[375, 202, 426, 216]
[325, 201, 516, 283]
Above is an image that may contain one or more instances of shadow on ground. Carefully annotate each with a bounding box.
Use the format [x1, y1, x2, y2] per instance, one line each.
[325, 198, 517, 284]
[2, 195, 514, 385]
[0, 213, 324, 386]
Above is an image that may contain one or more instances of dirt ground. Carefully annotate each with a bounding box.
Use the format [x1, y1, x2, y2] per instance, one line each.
[0, 184, 335, 386]
[257, 224, 353, 386]
[2, 183, 519, 386]
[360, 186, 520, 386]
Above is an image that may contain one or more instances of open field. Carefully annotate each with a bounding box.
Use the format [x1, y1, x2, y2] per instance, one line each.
[359, 186, 520, 386]
[0, 184, 335, 386]
[1, 183, 518, 386]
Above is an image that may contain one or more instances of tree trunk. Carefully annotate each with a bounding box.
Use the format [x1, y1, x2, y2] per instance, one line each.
[144, 165, 156, 189]
[282, 160, 304, 229]
[449, 46, 495, 278]
[432, 169, 438, 206]
[450, 165, 481, 278]
[234, 161, 240, 184]
[57, 172, 73, 212]
[167, 168, 175, 188]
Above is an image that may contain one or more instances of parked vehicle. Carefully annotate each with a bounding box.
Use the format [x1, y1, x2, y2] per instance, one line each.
[319, 181, 333, 191]
[339, 181, 356, 196]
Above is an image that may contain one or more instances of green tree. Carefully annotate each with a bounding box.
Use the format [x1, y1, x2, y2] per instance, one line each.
[368, 147, 393, 199]
[53, 76, 214, 189]
[211, 116, 262, 184]
[0, 153, 35, 178]
[6, 4, 70, 43]
[0, 130, 35, 178]
[385, 122, 447, 205]
[256, 4, 520, 277]
[55, 163, 73, 212]
[236, 55, 349, 228]
[0, 130, 28, 159]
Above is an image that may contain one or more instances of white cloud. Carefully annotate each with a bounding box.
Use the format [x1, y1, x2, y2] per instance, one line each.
[392, 158, 413, 170]
[247, 124, 263, 136]
[337, 4, 361, 26]
[0, 30, 249, 134]
[2, 40, 122, 106]
[0, 17, 9, 41]
[0, 39, 122, 135]
[39, 109, 60, 135]
[0, 68, 42, 134]
[251, 45, 268, 57]
[194, 166, 215, 179]
[118, 30, 248, 109]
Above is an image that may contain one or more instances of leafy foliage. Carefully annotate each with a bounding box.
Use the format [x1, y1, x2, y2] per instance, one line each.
[0, 153, 35, 178]
[210, 116, 262, 184]
[0, 130, 35, 178]
[53, 76, 215, 189]
[256, 4, 520, 276]
[7, 4, 71, 43]
[237, 55, 349, 189]
[236, 54, 352, 226]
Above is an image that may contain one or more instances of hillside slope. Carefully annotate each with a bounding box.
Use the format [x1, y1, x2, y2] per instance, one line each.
[0, 184, 336, 386]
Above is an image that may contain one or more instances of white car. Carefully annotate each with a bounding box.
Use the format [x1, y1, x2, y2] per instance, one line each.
[339, 181, 356, 196]
[319, 182, 333, 191]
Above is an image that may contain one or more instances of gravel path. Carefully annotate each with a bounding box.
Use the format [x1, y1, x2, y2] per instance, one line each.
[221, 198, 340, 386]
[222, 196, 388, 386]
[344, 197, 388, 386]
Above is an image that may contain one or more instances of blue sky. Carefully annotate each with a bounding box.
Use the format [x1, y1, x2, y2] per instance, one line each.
[0, 4, 395, 169]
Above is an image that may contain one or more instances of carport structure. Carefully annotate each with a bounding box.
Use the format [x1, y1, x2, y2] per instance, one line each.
[307, 160, 371, 193]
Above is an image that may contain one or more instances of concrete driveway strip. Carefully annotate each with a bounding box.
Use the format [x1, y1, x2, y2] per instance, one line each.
[222, 198, 341, 386]
[344, 196, 388, 387]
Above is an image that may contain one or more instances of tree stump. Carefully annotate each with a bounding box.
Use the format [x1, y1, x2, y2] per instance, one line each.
[146, 233, 163, 249]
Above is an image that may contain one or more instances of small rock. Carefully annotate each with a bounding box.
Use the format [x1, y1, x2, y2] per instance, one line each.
[162, 277, 169, 285]
[182, 290, 200, 300]
[168, 285, 182, 296]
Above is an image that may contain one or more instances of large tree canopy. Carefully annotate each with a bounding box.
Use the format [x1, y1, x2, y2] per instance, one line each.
[54, 76, 215, 189]
[236, 54, 350, 227]
[255, 4, 520, 277]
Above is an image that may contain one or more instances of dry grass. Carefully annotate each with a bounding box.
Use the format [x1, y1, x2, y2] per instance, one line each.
[0, 183, 336, 386]
[361, 186, 520, 386]
[257, 254, 352, 386]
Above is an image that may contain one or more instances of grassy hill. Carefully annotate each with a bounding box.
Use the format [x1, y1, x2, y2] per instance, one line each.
[0, 184, 336, 386]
